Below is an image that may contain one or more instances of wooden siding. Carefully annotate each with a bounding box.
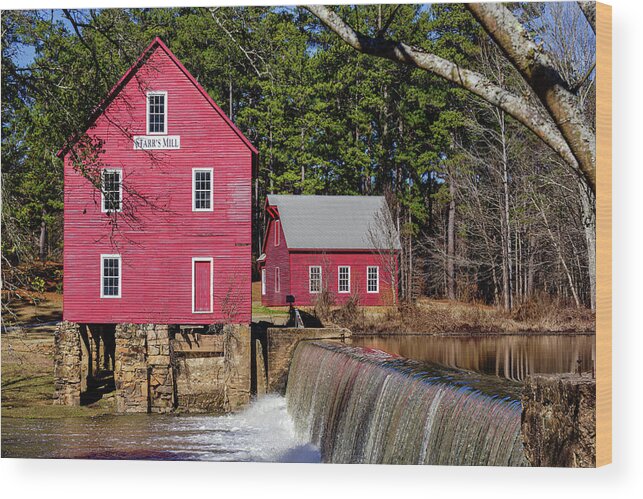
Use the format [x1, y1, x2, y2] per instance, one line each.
[287, 251, 396, 307]
[261, 217, 290, 306]
[63, 43, 253, 324]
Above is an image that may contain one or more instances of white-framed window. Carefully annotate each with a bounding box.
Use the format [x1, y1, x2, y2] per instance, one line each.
[101, 168, 122, 213]
[338, 266, 351, 293]
[367, 266, 379, 293]
[100, 254, 121, 298]
[147, 91, 167, 135]
[274, 220, 280, 246]
[192, 168, 213, 211]
[275, 267, 281, 293]
[261, 269, 266, 295]
[309, 266, 322, 293]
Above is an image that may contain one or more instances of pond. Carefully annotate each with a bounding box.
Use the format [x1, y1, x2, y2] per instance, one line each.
[351, 334, 595, 381]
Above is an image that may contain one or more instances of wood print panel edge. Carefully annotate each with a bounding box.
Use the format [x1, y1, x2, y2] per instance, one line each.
[596, 1, 612, 468]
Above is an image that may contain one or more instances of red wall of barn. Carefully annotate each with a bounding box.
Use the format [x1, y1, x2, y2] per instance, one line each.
[63, 46, 252, 324]
[287, 251, 396, 307]
[260, 218, 290, 307]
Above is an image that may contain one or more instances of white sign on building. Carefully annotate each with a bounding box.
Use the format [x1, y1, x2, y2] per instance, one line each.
[133, 135, 181, 150]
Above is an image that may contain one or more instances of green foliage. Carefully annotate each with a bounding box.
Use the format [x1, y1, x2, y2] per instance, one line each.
[29, 276, 46, 294]
[1, 5, 478, 264]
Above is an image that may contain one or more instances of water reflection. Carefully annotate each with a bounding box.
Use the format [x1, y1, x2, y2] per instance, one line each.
[351, 334, 595, 381]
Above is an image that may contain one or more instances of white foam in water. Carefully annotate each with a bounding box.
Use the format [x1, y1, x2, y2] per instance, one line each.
[1, 394, 321, 461]
[170, 394, 321, 462]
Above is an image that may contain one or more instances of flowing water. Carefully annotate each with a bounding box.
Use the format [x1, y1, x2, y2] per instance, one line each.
[285, 341, 528, 466]
[1, 394, 320, 462]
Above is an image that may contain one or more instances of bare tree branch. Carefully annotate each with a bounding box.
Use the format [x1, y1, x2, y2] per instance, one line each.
[374, 5, 402, 38]
[571, 60, 596, 93]
[304, 4, 588, 192]
[577, 2, 597, 33]
[466, 3, 595, 192]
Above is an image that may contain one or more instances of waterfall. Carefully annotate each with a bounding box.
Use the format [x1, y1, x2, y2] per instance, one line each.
[286, 342, 528, 466]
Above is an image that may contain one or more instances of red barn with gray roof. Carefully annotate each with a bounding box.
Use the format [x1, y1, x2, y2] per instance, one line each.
[259, 195, 400, 307]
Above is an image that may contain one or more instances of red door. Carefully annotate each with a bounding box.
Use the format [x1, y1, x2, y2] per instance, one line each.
[193, 259, 212, 313]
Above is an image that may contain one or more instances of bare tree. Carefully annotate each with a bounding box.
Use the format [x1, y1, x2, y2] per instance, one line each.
[304, 3, 596, 194]
[367, 200, 400, 305]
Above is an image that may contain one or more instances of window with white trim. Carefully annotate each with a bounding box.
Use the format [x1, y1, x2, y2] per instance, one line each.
[338, 266, 350, 293]
[261, 269, 266, 295]
[275, 267, 281, 293]
[101, 255, 121, 298]
[101, 169, 122, 213]
[274, 220, 280, 246]
[367, 266, 379, 293]
[309, 266, 322, 293]
[193, 168, 213, 211]
[147, 91, 167, 134]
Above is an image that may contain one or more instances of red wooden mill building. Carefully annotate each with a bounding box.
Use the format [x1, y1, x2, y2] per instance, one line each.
[59, 37, 256, 326]
[54, 38, 257, 413]
[258, 195, 401, 308]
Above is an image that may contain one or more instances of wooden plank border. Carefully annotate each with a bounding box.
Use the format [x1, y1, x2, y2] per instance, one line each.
[596, 2, 612, 467]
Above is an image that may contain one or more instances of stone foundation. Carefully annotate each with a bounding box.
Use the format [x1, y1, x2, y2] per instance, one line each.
[521, 373, 596, 467]
[173, 324, 250, 413]
[254, 339, 267, 396]
[53, 321, 82, 406]
[266, 327, 351, 393]
[114, 324, 149, 413]
[146, 324, 174, 413]
[54, 321, 345, 414]
[224, 324, 251, 410]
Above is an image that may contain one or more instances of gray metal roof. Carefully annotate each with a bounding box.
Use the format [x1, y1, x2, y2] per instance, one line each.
[267, 195, 401, 250]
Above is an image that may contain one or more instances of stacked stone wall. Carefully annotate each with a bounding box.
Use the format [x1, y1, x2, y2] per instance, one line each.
[114, 323, 149, 413]
[53, 321, 296, 414]
[53, 321, 82, 406]
[146, 324, 175, 413]
[173, 324, 251, 413]
[266, 327, 351, 393]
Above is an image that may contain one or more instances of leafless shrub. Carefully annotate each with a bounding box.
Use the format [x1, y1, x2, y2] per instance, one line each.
[366, 198, 400, 305]
[313, 289, 335, 322]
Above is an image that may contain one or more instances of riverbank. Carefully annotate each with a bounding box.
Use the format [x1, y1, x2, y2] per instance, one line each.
[2, 328, 115, 419]
[325, 297, 595, 335]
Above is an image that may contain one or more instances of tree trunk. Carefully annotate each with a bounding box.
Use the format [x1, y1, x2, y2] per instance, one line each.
[579, 180, 596, 311]
[228, 76, 233, 121]
[534, 197, 581, 308]
[304, 4, 592, 191]
[269, 128, 274, 193]
[500, 113, 513, 311]
[300, 128, 305, 191]
[447, 174, 456, 300]
[39, 209, 47, 262]
[527, 235, 536, 298]
[408, 208, 413, 301]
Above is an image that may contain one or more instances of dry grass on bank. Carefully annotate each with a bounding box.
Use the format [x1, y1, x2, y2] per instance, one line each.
[325, 296, 595, 335]
[2, 291, 63, 327]
[1, 329, 115, 418]
[2, 261, 64, 327]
